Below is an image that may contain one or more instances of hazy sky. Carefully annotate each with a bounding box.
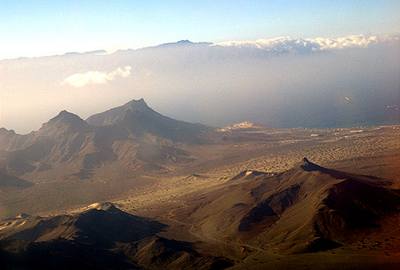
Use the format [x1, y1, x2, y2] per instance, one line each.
[1, 0, 399, 59]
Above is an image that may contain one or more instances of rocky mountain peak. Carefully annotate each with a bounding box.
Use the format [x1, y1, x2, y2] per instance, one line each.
[300, 157, 325, 171]
[122, 98, 150, 112]
[41, 110, 89, 133]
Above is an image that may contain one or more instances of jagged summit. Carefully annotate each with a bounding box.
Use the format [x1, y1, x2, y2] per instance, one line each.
[41, 110, 89, 132]
[48, 110, 85, 125]
[122, 98, 150, 112]
[16, 213, 30, 219]
[86, 98, 151, 127]
[126, 97, 146, 103]
[86, 202, 118, 212]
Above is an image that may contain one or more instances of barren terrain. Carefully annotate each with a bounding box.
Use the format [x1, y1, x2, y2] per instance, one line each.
[1, 124, 400, 269]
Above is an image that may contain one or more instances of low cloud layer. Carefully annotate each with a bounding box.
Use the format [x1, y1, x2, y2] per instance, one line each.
[62, 66, 131, 88]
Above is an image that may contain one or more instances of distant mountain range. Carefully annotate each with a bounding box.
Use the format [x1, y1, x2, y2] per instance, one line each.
[7, 34, 399, 60]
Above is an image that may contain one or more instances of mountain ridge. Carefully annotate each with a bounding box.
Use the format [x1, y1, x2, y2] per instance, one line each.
[0, 99, 212, 181]
[183, 158, 400, 253]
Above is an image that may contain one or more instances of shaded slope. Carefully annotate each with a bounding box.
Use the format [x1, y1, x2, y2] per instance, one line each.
[0, 202, 232, 270]
[1, 111, 94, 176]
[0, 170, 33, 189]
[126, 236, 233, 270]
[0, 128, 32, 152]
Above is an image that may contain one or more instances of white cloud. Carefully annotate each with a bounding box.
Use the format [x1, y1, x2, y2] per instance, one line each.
[344, 96, 352, 104]
[62, 66, 132, 87]
[214, 34, 399, 52]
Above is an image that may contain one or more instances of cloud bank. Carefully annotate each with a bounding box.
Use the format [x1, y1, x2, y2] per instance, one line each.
[62, 66, 131, 87]
[214, 34, 399, 53]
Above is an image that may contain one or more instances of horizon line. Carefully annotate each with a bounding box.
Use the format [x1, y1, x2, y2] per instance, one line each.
[1, 32, 399, 62]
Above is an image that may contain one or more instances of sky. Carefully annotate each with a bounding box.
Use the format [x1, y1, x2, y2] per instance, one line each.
[1, 0, 399, 59]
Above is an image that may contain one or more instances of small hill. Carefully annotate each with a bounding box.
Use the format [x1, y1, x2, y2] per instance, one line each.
[0, 202, 165, 245]
[0, 202, 232, 270]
